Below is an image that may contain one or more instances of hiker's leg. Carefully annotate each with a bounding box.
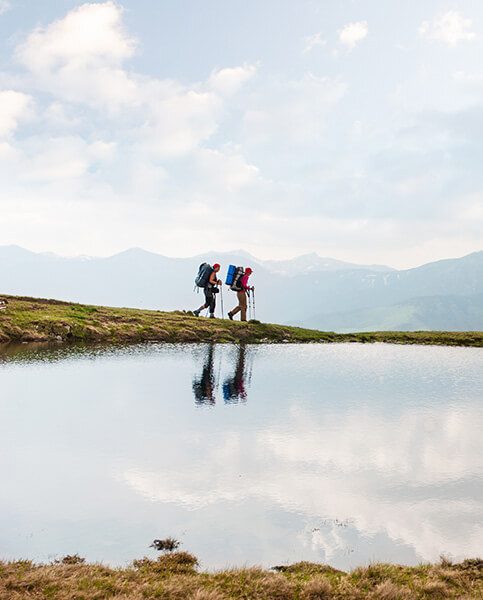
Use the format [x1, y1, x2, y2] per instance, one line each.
[239, 291, 247, 321]
[209, 291, 216, 315]
[196, 288, 211, 313]
[231, 304, 241, 316]
[195, 301, 207, 313]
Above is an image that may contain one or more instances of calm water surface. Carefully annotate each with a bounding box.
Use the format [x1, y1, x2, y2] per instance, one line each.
[1, 342, 482, 570]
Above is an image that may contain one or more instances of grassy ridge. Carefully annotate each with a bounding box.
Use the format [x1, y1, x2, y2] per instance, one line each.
[1, 553, 482, 599]
[0, 295, 482, 346]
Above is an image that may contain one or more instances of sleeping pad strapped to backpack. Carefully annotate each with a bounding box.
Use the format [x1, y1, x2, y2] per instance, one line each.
[226, 265, 244, 291]
[225, 264, 237, 286]
[195, 263, 213, 288]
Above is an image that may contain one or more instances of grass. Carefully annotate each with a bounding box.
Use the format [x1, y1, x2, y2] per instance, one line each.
[0, 294, 482, 347]
[0, 553, 481, 599]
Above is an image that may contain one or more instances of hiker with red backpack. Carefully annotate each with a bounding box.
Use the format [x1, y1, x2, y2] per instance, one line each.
[193, 263, 222, 318]
[228, 267, 253, 321]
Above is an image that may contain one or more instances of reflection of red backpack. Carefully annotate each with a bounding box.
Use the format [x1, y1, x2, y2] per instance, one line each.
[230, 267, 245, 292]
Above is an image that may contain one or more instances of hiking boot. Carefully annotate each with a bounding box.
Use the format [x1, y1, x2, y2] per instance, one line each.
[228, 312, 233, 320]
[193, 309, 200, 317]
[209, 313, 216, 319]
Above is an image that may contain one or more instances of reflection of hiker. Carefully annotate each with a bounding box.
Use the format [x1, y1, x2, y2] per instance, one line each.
[193, 263, 222, 318]
[223, 345, 248, 404]
[192, 345, 216, 405]
[228, 267, 253, 322]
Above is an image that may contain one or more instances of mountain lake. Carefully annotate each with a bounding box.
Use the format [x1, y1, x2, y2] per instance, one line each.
[1, 342, 482, 570]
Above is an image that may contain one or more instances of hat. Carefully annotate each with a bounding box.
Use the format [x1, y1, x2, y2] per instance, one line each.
[213, 263, 220, 270]
[245, 267, 252, 274]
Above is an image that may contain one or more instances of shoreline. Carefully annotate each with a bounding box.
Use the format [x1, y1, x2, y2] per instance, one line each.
[0, 294, 482, 347]
[1, 553, 481, 598]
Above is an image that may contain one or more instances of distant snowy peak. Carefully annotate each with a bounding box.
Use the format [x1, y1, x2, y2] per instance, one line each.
[259, 253, 394, 276]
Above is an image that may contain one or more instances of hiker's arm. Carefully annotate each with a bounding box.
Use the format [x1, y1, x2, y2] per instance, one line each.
[209, 272, 220, 286]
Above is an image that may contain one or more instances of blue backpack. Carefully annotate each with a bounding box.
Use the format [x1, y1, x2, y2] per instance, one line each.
[226, 265, 244, 291]
[225, 264, 237, 286]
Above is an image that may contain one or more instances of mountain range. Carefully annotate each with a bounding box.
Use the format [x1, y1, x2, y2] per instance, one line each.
[0, 245, 482, 332]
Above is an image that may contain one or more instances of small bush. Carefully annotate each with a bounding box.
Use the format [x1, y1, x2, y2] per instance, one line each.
[54, 554, 86, 565]
[151, 537, 181, 552]
[133, 552, 198, 574]
[273, 562, 342, 577]
[457, 558, 483, 571]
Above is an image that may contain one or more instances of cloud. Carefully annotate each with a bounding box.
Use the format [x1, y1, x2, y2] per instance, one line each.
[209, 64, 257, 96]
[338, 21, 368, 50]
[0, 90, 32, 137]
[419, 11, 476, 46]
[121, 400, 483, 563]
[195, 148, 261, 192]
[303, 32, 327, 54]
[243, 74, 347, 146]
[13, 2, 256, 160]
[17, 1, 135, 71]
[0, 1, 10, 16]
[453, 70, 483, 89]
[137, 81, 222, 158]
[1, 1, 482, 265]
[16, 1, 138, 109]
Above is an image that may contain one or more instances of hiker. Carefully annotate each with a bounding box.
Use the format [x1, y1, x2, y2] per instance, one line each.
[223, 345, 249, 404]
[193, 263, 222, 318]
[228, 267, 253, 321]
[192, 344, 216, 405]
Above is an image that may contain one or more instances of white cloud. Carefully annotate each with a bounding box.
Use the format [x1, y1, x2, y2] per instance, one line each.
[138, 81, 222, 158]
[338, 21, 368, 50]
[17, 1, 135, 71]
[0, 1, 481, 265]
[16, 1, 138, 109]
[244, 74, 347, 146]
[453, 70, 483, 88]
[209, 64, 257, 96]
[419, 11, 476, 46]
[195, 148, 261, 192]
[121, 400, 483, 563]
[303, 32, 327, 54]
[0, 90, 32, 137]
[13, 2, 254, 160]
[24, 137, 91, 182]
[0, 1, 10, 16]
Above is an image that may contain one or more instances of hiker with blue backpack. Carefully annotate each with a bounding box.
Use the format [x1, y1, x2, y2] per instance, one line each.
[227, 267, 253, 321]
[193, 263, 222, 318]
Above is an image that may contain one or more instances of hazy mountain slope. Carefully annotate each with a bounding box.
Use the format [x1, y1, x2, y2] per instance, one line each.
[304, 294, 483, 332]
[282, 251, 483, 324]
[0, 246, 482, 330]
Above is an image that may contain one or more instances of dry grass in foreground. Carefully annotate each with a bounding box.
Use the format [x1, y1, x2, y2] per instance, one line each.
[0, 553, 482, 599]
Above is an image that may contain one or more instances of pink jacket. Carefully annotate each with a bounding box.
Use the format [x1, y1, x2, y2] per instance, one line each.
[240, 273, 251, 291]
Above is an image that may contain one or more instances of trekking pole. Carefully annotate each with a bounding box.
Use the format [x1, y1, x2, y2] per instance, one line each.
[252, 287, 256, 320]
[220, 285, 225, 319]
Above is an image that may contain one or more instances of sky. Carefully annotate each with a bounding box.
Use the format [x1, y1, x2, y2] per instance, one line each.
[0, 0, 482, 268]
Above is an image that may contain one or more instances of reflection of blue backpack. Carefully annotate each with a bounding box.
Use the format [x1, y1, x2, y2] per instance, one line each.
[195, 263, 213, 288]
